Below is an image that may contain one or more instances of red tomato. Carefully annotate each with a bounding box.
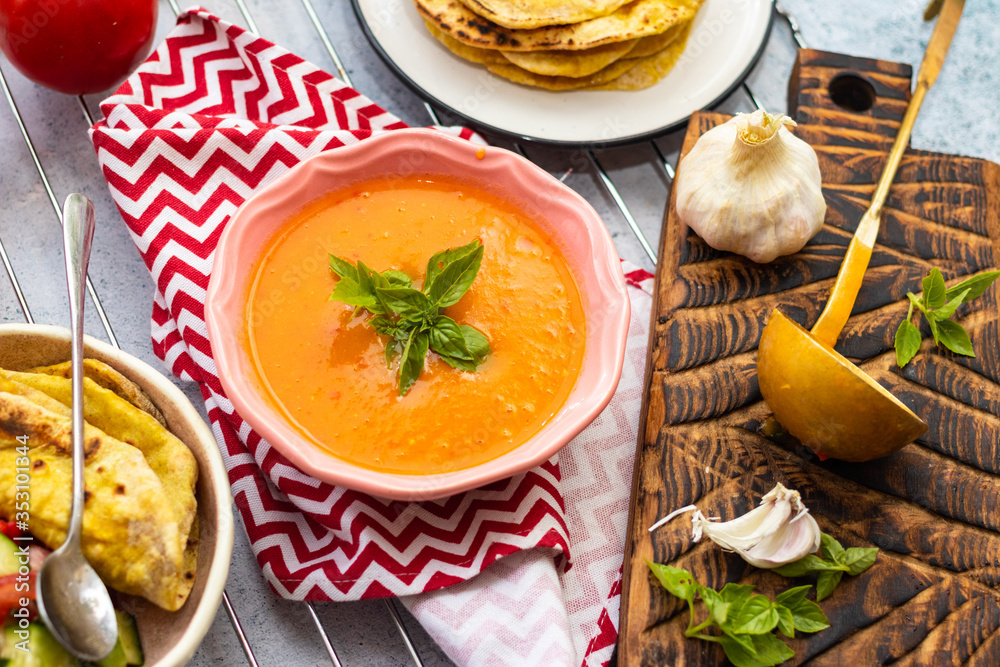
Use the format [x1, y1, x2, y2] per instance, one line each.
[0, 572, 34, 620]
[0, 520, 20, 540]
[0, 0, 158, 95]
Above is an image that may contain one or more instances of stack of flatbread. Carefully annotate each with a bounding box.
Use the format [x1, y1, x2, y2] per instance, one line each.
[416, 0, 704, 90]
[0, 360, 199, 612]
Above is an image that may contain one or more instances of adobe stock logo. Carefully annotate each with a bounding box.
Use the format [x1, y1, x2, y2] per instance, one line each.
[3, 0, 75, 54]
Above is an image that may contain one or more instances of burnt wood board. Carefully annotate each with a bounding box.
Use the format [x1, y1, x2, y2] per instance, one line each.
[619, 49, 1000, 666]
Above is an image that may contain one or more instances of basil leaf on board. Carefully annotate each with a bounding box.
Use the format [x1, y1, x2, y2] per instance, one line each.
[429, 316, 473, 360]
[376, 287, 431, 320]
[838, 547, 879, 576]
[819, 534, 845, 562]
[784, 597, 830, 633]
[424, 239, 481, 291]
[772, 554, 845, 578]
[774, 585, 811, 609]
[944, 270, 1000, 302]
[894, 319, 923, 368]
[816, 571, 843, 602]
[699, 586, 731, 627]
[731, 595, 779, 635]
[381, 269, 413, 287]
[775, 605, 795, 639]
[329, 255, 359, 281]
[427, 243, 484, 309]
[398, 329, 429, 396]
[935, 319, 976, 356]
[930, 289, 968, 321]
[718, 633, 794, 667]
[922, 268, 947, 309]
[461, 325, 491, 363]
[647, 562, 696, 605]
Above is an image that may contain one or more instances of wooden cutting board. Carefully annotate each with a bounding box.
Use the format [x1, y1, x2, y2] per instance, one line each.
[619, 49, 1000, 666]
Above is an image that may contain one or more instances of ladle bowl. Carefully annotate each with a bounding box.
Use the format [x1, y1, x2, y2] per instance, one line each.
[757, 310, 927, 461]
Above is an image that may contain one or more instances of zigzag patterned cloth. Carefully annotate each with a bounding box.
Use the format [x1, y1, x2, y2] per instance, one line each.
[89, 8, 653, 665]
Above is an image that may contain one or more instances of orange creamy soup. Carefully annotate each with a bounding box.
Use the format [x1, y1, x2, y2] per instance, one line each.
[245, 176, 586, 474]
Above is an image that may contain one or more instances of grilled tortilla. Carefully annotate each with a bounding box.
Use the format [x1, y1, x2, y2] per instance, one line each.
[586, 21, 691, 90]
[456, 0, 633, 29]
[0, 392, 192, 610]
[416, 0, 698, 52]
[28, 359, 167, 428]
[1, 370, 198, 549]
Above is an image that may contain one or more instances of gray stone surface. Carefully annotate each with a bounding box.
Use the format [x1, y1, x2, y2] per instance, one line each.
[0, 0, 996, 665]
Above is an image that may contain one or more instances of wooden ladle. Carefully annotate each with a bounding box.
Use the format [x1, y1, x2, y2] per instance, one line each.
[756, 0, 964, 462]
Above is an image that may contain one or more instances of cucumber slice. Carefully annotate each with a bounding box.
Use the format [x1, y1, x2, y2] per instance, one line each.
[3, 623, 79, 667]
[0, 535, 22, 577]
[89, 638, 125, 667]
[114, 611, 143, 666]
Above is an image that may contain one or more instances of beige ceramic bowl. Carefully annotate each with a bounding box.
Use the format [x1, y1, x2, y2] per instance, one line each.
[0, 323, 234, 667]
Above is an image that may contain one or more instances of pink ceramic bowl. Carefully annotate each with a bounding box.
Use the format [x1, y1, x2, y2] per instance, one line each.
[206, 128, 629, 500]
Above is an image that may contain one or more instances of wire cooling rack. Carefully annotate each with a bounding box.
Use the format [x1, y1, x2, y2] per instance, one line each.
[0, 1, 806, 664]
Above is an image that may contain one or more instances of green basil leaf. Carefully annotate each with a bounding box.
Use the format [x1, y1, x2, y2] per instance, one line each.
[699, 586, 731, 627]
[370, 315, 399, 337]
[775, 605, 795, 639]
[356, 261, 387, 315]
[376, 286, 431, 320]
[381, 269, 413, 288]
[894, 319, 922, 368]
[819, 533, 845, 562]
[718, 583, 755, 623]
[385, 340, 400, 368]
[731, 595, 779, 635]
[429, 316, 473, 360]
[934, 319, 976, 357]
[773, 554, 845, 578]
[329, 255, 359, 281]
[922, 267, 947, 309]
[774, 585, 811, 609]
[838, 547, 879, 576]
[931, 289, 969, 321]
[646, 562, 696, 605]
[427, 243, 484, 309]
[944, 270, 1000, 302]
[719, 633, 794, 667]
[437, 354, 478, 372]
[424, 239, 482, 291]
[398, 329, 429, 396]
[906, 291, 925, 313]
[329, 277, 378, 310]
[816, 571, 843, 602]
[785, 597, 830, 634]
[461, 325, 491, 364]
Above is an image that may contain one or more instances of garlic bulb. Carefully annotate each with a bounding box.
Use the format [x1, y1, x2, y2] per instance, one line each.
[675, 110, 826, 264]
[690, 483, 821, 569]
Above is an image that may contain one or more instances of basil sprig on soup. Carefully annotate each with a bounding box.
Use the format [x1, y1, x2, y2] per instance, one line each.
[329, 239, 491, 395]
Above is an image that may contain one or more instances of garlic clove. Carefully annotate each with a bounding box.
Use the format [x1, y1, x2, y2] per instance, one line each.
[688, 483, 822, 569]
[740, 512, 822, 569]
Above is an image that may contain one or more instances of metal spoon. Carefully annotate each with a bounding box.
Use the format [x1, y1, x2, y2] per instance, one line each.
[36, 193, 118, 660]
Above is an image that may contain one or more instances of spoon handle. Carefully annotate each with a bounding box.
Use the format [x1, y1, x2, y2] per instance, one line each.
[62, 193, 96, 549]
[809, 0, 965, 346]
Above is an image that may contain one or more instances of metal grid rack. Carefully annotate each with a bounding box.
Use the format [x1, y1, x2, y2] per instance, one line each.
[0, 1, 806, 664]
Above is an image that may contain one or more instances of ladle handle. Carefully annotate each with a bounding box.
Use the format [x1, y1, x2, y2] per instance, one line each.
[63, 194, 96, 549]
[810, 0, 964, 348]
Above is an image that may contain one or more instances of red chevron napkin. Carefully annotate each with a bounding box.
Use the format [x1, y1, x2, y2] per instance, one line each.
[90, 8, 652, 666]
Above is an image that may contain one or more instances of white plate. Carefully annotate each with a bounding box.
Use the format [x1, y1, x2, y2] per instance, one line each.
[352, 0, 774, 146]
